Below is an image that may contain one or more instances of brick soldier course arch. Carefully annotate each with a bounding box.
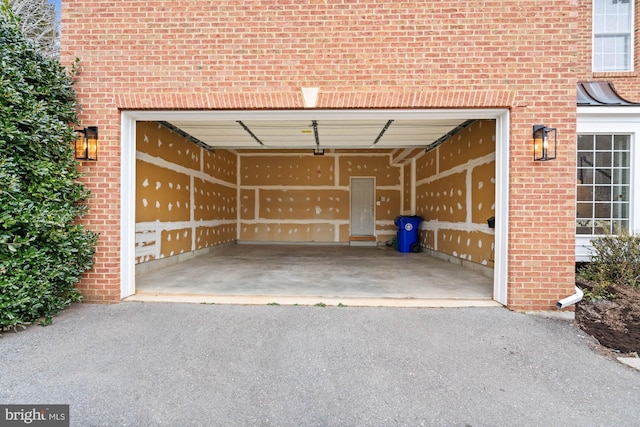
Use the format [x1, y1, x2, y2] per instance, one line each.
[115, 90, 516, 111]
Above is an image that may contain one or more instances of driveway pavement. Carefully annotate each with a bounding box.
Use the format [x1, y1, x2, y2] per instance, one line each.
[1, 303, 638, 426]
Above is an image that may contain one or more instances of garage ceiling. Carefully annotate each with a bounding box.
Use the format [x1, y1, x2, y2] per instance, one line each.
[165, 118, 470, 149]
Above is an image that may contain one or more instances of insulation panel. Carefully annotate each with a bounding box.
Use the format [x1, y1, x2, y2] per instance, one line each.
[240, 223, 337, 242]
[258, 189, 349, 220]
[241, 155, 335, 186]
[203, 149, 237, 184]
[403, 163, 411, 212]
[160, 228, 192, 258]
[439, 120, 495, 173]
[196, 225, 236, 249]
[193, 178, 237, 221]
[416, 172, 467, 223]
[416, 149, 437, 182]
[376, 189, 401, 221]
[472, 161, 496, 225]
[240, 189, 256, 220]
[137, 121, 200, 171]
[136, 160, 191, 223]
[339, 156, 399, 186]
[437, 229, 495, 267]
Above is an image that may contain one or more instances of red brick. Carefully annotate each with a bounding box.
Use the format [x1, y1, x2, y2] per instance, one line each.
[60, 0, 611, 310]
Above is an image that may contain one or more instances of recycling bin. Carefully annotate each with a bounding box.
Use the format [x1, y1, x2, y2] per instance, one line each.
[394, 215, 422, 253]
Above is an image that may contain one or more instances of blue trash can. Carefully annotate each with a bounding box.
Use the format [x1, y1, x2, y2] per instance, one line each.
[394, 216, 422, 253]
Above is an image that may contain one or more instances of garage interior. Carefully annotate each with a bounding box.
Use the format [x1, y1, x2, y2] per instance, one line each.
[131, 111, 498, 306]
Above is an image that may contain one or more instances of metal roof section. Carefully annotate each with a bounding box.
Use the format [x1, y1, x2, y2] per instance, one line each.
[577, 81, 640, 106]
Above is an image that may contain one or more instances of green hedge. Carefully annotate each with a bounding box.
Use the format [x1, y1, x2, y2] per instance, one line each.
[0, 3, 97, 329]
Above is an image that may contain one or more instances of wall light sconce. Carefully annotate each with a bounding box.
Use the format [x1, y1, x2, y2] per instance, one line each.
[75, 126, 98, 161]
[532, 124, 556, 161]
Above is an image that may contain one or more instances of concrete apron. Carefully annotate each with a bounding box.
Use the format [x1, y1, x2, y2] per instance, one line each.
[129, 244, 501, 308]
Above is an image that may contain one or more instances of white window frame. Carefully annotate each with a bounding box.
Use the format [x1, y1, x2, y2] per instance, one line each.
[576, 106, 640, 261]
[592, 0, 634, 72]
[576, 133, 631, 235]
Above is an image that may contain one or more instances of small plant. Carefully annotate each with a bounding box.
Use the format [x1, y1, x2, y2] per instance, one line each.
[581, 282, 616, 302]
[314, 302, 327, 307]
[267, 302, 280, 306]
[577, 228, 640, 301]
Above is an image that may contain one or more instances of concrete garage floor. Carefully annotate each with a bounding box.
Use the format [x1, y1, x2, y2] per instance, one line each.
[132, 244, 498, 307]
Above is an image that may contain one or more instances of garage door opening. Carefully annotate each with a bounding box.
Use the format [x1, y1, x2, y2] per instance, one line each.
[121, 109, 510, 306]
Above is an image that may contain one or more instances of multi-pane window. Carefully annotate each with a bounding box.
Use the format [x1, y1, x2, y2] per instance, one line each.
[577, 134, 631, 234]
[593, 0, 633, 71]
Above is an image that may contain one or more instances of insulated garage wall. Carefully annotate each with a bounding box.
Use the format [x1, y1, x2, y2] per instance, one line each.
[414, 120, 496, 267]
[135, 122, 237, 263]
[239, 150, 401, 243]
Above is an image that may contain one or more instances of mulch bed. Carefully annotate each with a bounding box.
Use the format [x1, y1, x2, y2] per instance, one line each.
[575, 280, 640, 354]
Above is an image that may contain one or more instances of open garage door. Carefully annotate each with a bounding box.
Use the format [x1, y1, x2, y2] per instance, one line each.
[163, 117, 469, 150]
[121, 109, 509, 305]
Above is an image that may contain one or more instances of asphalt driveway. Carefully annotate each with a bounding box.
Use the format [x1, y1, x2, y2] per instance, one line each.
[1, 303, 638, 426]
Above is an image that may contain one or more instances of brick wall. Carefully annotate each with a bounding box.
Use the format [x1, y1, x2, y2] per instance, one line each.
[62, 1, 579, 309]
[575, 0, 640, 101]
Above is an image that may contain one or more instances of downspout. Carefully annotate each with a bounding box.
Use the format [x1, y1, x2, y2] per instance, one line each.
[556, 286, 584, 309]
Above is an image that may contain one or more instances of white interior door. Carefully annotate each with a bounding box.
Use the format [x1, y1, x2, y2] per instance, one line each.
[350, 177, 375, 236]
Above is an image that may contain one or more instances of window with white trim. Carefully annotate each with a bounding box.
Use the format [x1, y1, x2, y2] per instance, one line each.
[576, 134, 631, 234]
[593, 0, 633, 72]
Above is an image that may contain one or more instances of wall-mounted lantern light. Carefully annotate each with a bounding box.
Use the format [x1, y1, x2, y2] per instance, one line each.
[75, 126, 98, 161]
[532, 124, 556, 161]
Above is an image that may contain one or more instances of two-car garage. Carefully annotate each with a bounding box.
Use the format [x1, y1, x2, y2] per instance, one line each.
[122, 108, 510, 305]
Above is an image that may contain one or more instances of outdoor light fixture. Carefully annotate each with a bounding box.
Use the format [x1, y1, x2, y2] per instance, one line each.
[313, 147, 325, 156]
[74, 126, 98, 161]
[532, 124, 556, 161]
